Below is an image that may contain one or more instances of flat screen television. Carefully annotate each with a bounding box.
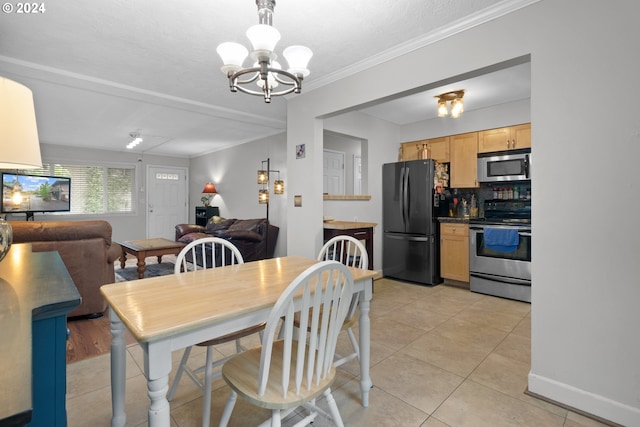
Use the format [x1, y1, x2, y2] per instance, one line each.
[1, 172, 71, 218]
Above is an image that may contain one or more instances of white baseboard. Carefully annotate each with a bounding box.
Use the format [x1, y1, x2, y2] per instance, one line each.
[528, 372, 640, 426]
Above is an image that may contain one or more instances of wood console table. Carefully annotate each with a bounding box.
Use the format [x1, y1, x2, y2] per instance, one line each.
[323, 221, 377, 270]
[0, 244, 81, 427]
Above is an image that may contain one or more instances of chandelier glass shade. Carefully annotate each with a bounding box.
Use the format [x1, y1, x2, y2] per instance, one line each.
[435, 90, 465, 118]
[216, 0, 312, 103]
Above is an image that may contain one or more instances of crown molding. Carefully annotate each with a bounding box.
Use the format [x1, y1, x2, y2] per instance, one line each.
[303, 0, 540, 93]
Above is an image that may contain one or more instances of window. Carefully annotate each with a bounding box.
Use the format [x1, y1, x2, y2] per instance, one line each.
[21, 163, 135, 214]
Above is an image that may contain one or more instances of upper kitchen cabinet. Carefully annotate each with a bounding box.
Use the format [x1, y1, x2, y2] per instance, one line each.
[450, 132, 479, 188]
[478, 123, 531, 153]
[400, 136, 450, 162]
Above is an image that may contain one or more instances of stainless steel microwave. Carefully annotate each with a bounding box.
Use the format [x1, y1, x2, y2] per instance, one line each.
[478, 150, 531, 182]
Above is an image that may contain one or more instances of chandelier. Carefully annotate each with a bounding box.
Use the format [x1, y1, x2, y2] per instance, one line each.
[435, 90, 465, 118]
[216, 0, 313, 103]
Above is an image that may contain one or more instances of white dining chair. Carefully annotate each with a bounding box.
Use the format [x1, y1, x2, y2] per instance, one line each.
[218, 260, 354, 427]
[168, 237, 265, 427]
[316, 235, 368, 367]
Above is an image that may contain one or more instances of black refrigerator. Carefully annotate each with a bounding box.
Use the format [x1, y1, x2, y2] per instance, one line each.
[382, 159, 441, 285]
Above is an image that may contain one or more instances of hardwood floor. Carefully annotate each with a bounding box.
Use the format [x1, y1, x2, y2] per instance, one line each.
[66, 310, 136, 364]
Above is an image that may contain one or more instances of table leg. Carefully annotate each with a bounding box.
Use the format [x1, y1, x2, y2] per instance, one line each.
[144, 341, 172, 427]
[358, 279, 373, 407]
[109, 308, 127, 427]
[119, 250, 127, 269]
[136, 255, 146, 279]
[157, 255, 163, 264]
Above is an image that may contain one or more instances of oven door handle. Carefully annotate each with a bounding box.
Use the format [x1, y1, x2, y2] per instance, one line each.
[470, 226, 531, 236]
[470, 272, 531, 286]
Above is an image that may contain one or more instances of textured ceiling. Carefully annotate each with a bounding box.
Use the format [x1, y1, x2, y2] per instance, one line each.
[0, 0, 531, 157]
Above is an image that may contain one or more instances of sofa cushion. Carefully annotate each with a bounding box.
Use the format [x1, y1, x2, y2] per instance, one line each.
[178, 232, 210, 244]
[228, 218, 264, 233]
[219, 229, 263, 242]
[205, 217, 236, 234]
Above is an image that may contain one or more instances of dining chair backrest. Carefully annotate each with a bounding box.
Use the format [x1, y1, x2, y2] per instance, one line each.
[174, 237, 244, 274]
[317, 235, 368, 270]
[258, 261, 354, 398]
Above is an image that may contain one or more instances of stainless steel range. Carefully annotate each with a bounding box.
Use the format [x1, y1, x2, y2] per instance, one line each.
[469, 199, 531, 302]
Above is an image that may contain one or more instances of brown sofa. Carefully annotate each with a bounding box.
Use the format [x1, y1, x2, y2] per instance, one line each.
[10, 220, 121, 319]
[175, 217, 278, 263]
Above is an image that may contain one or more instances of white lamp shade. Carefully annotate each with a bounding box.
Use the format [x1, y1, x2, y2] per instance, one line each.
[217, 42, 248, 70]
[0, 77, 42, 169]
[246, 24, 281, 52]
[283, 45, 312, 77]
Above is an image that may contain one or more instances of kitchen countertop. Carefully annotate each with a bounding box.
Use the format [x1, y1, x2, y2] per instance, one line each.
[323, 220, 377, 229]
[438, 217, 471, 223]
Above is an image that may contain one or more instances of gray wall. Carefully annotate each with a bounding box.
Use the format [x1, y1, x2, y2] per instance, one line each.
[284, 1, 640, 425]
[189, 133, 287, 257]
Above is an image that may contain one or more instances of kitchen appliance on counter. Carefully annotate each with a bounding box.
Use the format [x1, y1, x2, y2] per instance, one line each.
[478, 149, 531, 183]
[469, 199, 531, 302]
[382, 159, 441, 285]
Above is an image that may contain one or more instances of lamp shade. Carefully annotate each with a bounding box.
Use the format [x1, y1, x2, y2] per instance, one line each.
[273, 179, 284, 194]
[202, 183, 217, 194]
[217, 42, 249, 74]
[0, 77, 42, 169]
[450, 97, 464, 118]
[283, 45, 312, 77]
[246, 24, 281, 52]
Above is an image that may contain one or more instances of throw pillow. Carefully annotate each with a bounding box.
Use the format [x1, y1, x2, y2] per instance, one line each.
[228, 219, 264, 233]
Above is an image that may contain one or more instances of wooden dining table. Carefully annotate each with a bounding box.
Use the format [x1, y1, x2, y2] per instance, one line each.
[100, 256, 378, 427]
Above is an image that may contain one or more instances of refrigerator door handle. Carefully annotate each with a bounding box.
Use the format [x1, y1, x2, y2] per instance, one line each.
[385, 233, 431, 242]
[399, 166, 406, 226]
[402, 165, 409, 226]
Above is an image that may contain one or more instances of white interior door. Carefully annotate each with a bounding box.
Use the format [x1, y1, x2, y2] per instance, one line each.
[147, 166, 188, 240]
[353, 154, 362, 195]
[323, 149, 345, 194]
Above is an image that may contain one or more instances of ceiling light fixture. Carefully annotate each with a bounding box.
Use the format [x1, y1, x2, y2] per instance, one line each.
[126, 132, 143, 149]
[216, 0, 312, 103]
[435, 90, 465, 118]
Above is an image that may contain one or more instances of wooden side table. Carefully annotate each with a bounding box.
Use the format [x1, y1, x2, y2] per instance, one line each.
[323, 221, 377, 270]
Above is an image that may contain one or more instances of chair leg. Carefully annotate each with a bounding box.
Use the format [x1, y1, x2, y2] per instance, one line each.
[168, 346, 192, 401]
[324, 388, 345, 427]
[218, 390, 237, 427]
[202, 346, 215, 427]
[271, 409, 281, 427]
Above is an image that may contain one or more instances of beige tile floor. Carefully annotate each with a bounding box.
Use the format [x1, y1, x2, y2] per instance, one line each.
[66, 278, 612, 427]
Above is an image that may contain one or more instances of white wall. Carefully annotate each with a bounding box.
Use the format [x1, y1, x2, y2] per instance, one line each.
[189, 133, 287, 257]
[285, 1, 640, 425]
[24, 143, 188, 242]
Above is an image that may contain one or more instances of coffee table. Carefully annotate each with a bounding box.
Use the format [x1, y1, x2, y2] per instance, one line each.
[118, 238, 186, 279]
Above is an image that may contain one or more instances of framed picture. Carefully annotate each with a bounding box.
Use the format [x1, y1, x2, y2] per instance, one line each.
[296, 144, 305, 159]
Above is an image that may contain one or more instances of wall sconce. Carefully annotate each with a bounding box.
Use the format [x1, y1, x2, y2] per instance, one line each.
[435, 90, 465, 118]
[201, 182, 218, 206]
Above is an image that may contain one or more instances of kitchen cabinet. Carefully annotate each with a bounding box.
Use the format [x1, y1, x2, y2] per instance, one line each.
[195, 206, 220, 226]
[449, 132, 478, 188]
[440, 223, 469, 282]
[323, 220, 377, 270]
[400, 137, 449, 163]
[478, 123, 531, 153]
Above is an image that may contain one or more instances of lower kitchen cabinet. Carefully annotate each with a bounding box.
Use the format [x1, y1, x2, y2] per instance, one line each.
[440, 223, 469, 282]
